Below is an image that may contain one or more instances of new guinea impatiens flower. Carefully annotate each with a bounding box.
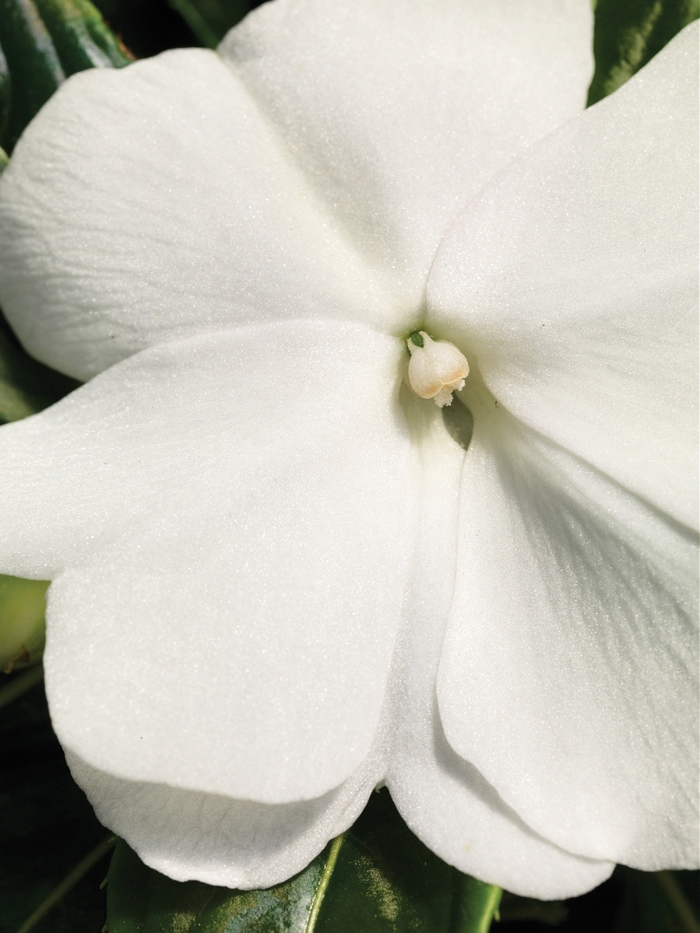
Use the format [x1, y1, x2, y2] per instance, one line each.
[0, 0, 697, 899]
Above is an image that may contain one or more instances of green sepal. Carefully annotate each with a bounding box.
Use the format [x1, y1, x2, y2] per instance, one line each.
[106, 789, 501, 933]
[588, 0, 700, 104]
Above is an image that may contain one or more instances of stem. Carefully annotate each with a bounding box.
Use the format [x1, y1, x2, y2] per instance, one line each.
[306, 833, 345, 933]
[451, 873, 502, 933]
[15, 836, 116, 933]
[0, 664, 43, 710]
[474, 885, 502, 933]
[655, 871, 700, 933]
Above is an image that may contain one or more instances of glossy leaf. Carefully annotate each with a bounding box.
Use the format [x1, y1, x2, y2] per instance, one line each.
[588, 0, 700, 104]
[106, 842, 326, 933]
[106, 789, 501, 933]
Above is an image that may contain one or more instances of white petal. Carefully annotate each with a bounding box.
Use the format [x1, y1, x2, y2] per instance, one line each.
[0, 321, 412, 802]
[0, 51, 396, 380]
[389, 727, 614, 900]
[383, 396, 613, 899]
[437, 405, 699, 869]
[428, 23, 699, 528]
[221, 0, 593, 313]
[66, 747, 386, 888]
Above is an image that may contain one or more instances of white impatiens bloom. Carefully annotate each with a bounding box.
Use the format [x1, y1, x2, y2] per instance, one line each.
[0, 0, 697, 900]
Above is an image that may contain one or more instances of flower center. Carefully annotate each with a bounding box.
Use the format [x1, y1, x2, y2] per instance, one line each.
[406, 331, 469, 407]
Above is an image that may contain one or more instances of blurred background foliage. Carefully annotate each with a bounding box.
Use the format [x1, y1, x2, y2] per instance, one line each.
[0, 0, 698, 930]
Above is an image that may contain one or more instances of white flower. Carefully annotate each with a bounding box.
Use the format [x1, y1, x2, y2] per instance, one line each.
[0, 0, 696, 901]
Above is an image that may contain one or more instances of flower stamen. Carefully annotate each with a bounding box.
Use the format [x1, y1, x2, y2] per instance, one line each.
[406, 331, 469, 407]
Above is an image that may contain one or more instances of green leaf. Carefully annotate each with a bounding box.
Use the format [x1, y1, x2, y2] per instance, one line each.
[0, 44, 10, 145]
[0, 676, 110, 931]
[588, 0, 700, 104]
[106, 789, 501, 933]
[35, 0, 133, 72]
[0, 0, 129, 152]
[0, 0, 65, 151]
[0, 311, 80, 423]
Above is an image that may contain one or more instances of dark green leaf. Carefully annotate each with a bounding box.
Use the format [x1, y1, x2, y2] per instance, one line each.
[588, 0, 700, 104]
[0, 311, 80, 423]
[107, 840, 326, 933]
[35, 0, 133, 73]
[0, 0, 64, 151]
[0, 0, 129, 152]
[0, 676, 109, 932]
[106, 789, 501, 933]
[0, 44, 10, 145]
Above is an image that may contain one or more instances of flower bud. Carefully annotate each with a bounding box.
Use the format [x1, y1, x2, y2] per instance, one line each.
[406, 331, 469, 407]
